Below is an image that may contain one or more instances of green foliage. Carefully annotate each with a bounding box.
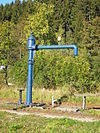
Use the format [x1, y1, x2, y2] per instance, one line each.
[0, 21, 15, 65]
[9, 122, 23, 132]
[81, 17, 100, 56]
[0, 0, 100, 91]
[8, 56, 28, 87]
[24, 2, 54, 44]
[0, 0, 34, 23]
[80, 17, 100, 86]
[34, 51, 93, 92]
[0, 21, 15, 85]
[0, 70, 5, 88]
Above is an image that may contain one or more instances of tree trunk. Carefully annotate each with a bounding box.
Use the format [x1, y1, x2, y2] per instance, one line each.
[4, 65, 8, 86]
[20, 48, 22, 59]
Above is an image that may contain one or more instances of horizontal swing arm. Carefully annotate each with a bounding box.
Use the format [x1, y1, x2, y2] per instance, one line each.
[32, 45, 78, 56]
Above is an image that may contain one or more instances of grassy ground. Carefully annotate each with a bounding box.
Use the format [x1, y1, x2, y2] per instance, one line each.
[84, 109, 100, 117]
[0, 86, 100, 118]
[0, 87, 100, 132]
[0, 111, 100, 133]
[0, 86, 100, 105]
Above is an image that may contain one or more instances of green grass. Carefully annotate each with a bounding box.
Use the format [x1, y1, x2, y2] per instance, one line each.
[0, 86, 71, 103]
[0, 87, 100, 132]
[67, 96, 100, 105]
[0, 111, 100, 133]
[0, 87, 20, 101]
[84, 109, 100, 117]
[1, 86, 100, 105]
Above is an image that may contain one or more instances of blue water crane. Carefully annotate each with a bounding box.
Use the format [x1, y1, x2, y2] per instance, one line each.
[26, 32, 78, 105]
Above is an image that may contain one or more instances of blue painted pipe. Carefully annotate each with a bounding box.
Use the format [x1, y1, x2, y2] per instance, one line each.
[26, 33, 78, 105]
[26, 33, 35, 105]
[37, 45, 78, 56]
[31, 45, 78, 56]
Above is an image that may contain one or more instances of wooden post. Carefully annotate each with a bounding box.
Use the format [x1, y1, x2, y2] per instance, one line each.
[83, 96, 86, 111]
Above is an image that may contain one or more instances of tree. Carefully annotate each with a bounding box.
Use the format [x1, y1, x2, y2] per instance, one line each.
[11, 0, 21, 23]
[0, 4, 3, 22]
[8, 56, 28, 87]
[24, 2, 54, 44]
[80, 17, 100, 86]
[0, 21, 15, 85]
[80, 17, 100, 57]
[34, 50, 93, 92]
[12, 18, 27, 60]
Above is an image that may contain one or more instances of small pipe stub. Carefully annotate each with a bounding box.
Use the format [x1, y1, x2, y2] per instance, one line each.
[17, 88, 24, 105]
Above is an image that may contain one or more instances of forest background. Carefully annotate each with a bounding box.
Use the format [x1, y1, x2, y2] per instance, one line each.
[0, 0, 100, 94]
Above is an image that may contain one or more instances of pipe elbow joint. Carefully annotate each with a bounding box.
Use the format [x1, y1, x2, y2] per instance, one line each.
[73, 45, 78, 56]
[32, 44, 38, 50]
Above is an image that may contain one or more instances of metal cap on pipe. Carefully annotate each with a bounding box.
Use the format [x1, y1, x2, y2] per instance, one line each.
[27, 32, 35, 49]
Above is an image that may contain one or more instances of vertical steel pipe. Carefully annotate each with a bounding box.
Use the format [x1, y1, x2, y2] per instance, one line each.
[19, 90, 22, 105]
[83, 95, 86, 111]
[26, 33, 35, 105]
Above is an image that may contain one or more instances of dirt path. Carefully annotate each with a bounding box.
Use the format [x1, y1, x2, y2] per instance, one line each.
[0, 109, 100, 122]
[0, 99, 100, 122]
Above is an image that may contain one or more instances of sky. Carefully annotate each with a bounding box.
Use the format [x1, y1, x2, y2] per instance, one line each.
[0, 0, 23, 5]
[0, 0, 15, 5]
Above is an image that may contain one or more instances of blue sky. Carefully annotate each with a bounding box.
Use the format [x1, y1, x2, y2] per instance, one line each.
[0, 0, 23, 5]
[0, 0, 15, 5]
